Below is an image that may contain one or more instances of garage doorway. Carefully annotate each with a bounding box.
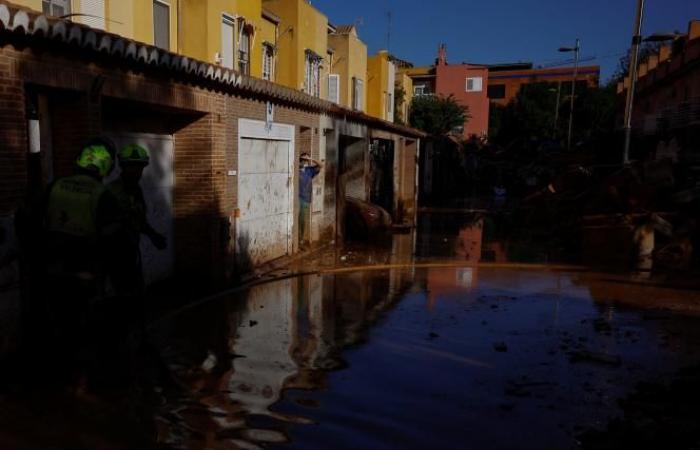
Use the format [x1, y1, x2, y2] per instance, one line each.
[237, 119, 295, 268]
[106, 132, 175, 286]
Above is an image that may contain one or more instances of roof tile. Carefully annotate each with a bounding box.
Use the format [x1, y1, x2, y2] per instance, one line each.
[0, 1, 426, 138]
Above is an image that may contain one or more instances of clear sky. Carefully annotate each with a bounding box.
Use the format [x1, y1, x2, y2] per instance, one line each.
[313, 0, 700, 82]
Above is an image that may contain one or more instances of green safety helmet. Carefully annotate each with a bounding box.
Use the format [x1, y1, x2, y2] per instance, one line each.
[118, 144, 150, 165]
[76, 144, 114, 178]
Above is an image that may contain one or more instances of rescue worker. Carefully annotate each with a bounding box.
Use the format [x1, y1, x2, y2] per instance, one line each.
[108, 144, 166, 296]
[44, 142, 123, 299]
[42, 142, 125, 384]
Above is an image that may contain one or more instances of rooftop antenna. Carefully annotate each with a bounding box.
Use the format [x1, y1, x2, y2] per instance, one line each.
[387, 9, 392, 52]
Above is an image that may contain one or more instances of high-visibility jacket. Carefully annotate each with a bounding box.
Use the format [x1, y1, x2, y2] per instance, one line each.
[46, 175, 109, 239]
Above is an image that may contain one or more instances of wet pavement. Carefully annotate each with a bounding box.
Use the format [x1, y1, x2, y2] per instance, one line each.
[2, 212, 700, 449]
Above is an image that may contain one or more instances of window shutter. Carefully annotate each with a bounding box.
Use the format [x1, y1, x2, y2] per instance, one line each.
[328, 74, 340, 104]
[81, 0, 105, 29]
[357, 79, 364, 111]
[153, 1, 170, 50]
[221, 16, 235, 69]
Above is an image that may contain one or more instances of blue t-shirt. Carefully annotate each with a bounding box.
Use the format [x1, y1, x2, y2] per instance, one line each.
[299, 166, 320, 203]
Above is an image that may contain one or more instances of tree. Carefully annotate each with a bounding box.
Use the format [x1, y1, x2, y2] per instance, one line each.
[488, 81, 617, 148]
[612, 41, 663, 82]
[409, 95, 469, 136]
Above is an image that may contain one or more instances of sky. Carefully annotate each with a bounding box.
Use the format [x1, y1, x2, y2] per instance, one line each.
[313, 0, 700, 82]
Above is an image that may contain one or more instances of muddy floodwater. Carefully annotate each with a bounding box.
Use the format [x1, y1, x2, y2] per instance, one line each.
[4, 266, 697, 449]
[2, 213, 700, 449]
[142, 268, 700, 450]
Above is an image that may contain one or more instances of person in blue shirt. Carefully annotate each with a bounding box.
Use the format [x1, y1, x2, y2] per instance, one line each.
[299, 152, 322, 248]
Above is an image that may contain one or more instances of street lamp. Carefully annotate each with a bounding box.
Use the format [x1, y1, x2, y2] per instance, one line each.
[558, 39, 580, 151]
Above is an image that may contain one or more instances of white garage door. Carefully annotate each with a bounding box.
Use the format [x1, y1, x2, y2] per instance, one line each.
[237, 119, 295, 267]
[107, 133, 175, 286]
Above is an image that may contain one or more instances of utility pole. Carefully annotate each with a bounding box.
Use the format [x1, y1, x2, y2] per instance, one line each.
[557, 39, 580, 150]
[567, 39, 580, 151]
[553, 80, 562, 138]
[622, 0, 646, 165]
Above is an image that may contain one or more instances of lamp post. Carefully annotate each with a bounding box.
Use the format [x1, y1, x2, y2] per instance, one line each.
[549, 81, 563, 138]
[558, 39, 580, 151]
[622, 0, 646, 165]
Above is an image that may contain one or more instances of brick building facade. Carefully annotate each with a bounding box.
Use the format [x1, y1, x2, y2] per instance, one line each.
[0, 3, 424, 299]
[616, 20, 700, 164]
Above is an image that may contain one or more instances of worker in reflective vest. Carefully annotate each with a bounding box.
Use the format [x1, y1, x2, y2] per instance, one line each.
[45, 143, 123, 290]
[108, 144, 166, 296]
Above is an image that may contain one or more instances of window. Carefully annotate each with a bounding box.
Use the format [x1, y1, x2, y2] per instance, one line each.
[42, 0, 71, 17]
[466, 77, 483, 92]
[352, 77, 364, 111]
[328, 74, 340, 104]
[487, 84, 506, 100]
[304, 50, 322, 97]
[387, 92, 393, 115]
[221, 15, 235, 69]
[153, 1, 170, 51]
[80, 0, 105, 29]
[262, 43, 275, 81]
[238, 20, 251, 75]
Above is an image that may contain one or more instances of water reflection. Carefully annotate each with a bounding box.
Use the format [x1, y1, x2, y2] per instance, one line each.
[416, 212, 552, 264]
[151, 266, 415, 449]
[146, 265, 700, 450]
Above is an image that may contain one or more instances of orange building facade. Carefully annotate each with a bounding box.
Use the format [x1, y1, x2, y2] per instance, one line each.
[487, 63, 600, 106]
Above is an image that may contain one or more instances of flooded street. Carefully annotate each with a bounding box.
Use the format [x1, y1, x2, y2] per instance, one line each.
[147, 268, 700, 450]
[2, 214, 700, 449]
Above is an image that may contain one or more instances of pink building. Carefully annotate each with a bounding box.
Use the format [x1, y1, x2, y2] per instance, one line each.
[435, 45, 490, 138]
[404, 45, 490, 138]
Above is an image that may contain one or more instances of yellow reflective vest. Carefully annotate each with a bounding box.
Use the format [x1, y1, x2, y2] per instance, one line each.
[46, 175, 108, 239]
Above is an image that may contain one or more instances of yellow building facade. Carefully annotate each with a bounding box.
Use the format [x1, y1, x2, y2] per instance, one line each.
[327, 25, 367, 112]
[367, 50, 396, 122]
[14, 1, 277, 80]
[264, 0, 328, 98]
[14, 0, 180, 51]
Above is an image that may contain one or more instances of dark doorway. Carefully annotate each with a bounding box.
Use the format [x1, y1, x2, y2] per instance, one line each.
[336, 135, 366, 242]
[370, 139, 395, 215]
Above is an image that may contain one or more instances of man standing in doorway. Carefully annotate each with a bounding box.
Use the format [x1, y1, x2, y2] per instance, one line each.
[299, 152, 322, 249]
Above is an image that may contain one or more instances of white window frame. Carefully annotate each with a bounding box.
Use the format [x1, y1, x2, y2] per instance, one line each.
[466, 77, 483, 93]
[262, 43, 275, 81]
[352, 77, 364, 111]
[238, 18, 251, 75]
[328, 74, 340, 104]
[42, 0, 71, 17]
[153, 0, 171, 51]
[221, 14, 236, 69]
[304, 51, 322, 97]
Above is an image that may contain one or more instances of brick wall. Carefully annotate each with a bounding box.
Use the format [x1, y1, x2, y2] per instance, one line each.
[0, 54, 27, 216]
[0, 41, 419, 288]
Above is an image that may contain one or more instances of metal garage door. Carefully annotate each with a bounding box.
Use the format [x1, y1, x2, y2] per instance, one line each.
[107, 133, 175, 286]
[237, 136, 293, 266]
